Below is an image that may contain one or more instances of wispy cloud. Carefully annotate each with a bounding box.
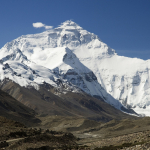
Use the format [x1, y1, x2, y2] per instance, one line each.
[32, 22, 53, 30]
[33, 22, 45, 28]
[45, 25, 53, 29]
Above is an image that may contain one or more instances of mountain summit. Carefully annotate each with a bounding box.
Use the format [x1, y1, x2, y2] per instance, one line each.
[0, 20, 150, 116]
[58, 20, 83, 29]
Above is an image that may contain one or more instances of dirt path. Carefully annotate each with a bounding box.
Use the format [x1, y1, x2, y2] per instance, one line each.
[0, 137, 24, 144]
[6, 137, 24, 143]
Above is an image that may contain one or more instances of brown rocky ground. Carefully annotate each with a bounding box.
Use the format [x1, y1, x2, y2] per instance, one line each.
[1, 83, 150, 149]
[0, 116, 89, 150]
[33, 115, 150, 149]
[2, 115, 150, 149]
[88, 130, 150, 149]
[74, 117, 150, 149]
[0, 89, 40, 127]
[7, 132, 80, 150]
[0, 80, 137, 122]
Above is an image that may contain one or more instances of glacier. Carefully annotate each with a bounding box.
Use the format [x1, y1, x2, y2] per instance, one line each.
[0, 20, 150, 116]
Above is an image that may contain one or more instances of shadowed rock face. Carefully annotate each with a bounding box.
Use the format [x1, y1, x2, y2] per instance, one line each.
[85, 72, 97, 82]
[0, 87, 40, 126]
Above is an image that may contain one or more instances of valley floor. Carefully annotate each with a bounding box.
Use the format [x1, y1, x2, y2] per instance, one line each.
[1, 115, 150, 149]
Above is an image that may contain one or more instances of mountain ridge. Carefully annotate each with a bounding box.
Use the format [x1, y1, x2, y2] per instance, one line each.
[0, 88, 40, 126]
[0, 79, 136, 122]
[0, 20, 150, 116]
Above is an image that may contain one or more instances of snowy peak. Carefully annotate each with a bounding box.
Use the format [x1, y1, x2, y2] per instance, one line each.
[1, 48, 28, 63]
[58, 20, 83, 30]
[2, 20, 148, 116]
[57, 21, 101, 48]
[40, 46, 94, 77]
[0, 20, 116, 60]
[62, 47, 77, 64]
[62, 47, 91, 74]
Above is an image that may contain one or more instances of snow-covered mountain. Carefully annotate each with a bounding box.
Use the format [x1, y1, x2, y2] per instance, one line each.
[1, 20, 150, 116]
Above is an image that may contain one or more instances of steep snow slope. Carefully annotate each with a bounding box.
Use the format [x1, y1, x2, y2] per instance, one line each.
[0, 48, 84, 95]
[0, 48, 56, 88]
[0, 45, 122, 109]
[0, 20, 149, 115]
[75, 47, 150, 116]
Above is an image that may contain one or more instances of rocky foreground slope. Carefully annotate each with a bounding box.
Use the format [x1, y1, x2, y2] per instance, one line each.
[0, 89, 40, 126]
[0, 20, 150, 115]
[0, 79, 135, 122]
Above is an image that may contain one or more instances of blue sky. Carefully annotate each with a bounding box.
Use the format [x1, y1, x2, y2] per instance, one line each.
[0, 0, 150, 60]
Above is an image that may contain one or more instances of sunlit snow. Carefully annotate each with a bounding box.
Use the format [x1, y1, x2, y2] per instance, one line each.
[1, 20, 150, 116]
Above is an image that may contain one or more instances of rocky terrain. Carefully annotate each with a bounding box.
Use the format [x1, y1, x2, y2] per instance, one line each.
[0, 89, 149, 149]
[0, 116, 81, 150]
[1, 115, 150, 149]
[90, 130, 150, 150]
[0, 89, 40, 126]
[0, 80, 135, 122]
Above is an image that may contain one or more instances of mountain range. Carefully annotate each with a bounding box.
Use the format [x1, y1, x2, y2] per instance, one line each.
[0, 20, 150, 116]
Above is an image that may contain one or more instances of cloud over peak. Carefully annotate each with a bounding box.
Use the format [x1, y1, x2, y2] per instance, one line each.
[33, 22, 53, 30]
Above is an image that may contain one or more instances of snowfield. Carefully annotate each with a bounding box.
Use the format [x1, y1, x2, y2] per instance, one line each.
[1, 20, 150, 116]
